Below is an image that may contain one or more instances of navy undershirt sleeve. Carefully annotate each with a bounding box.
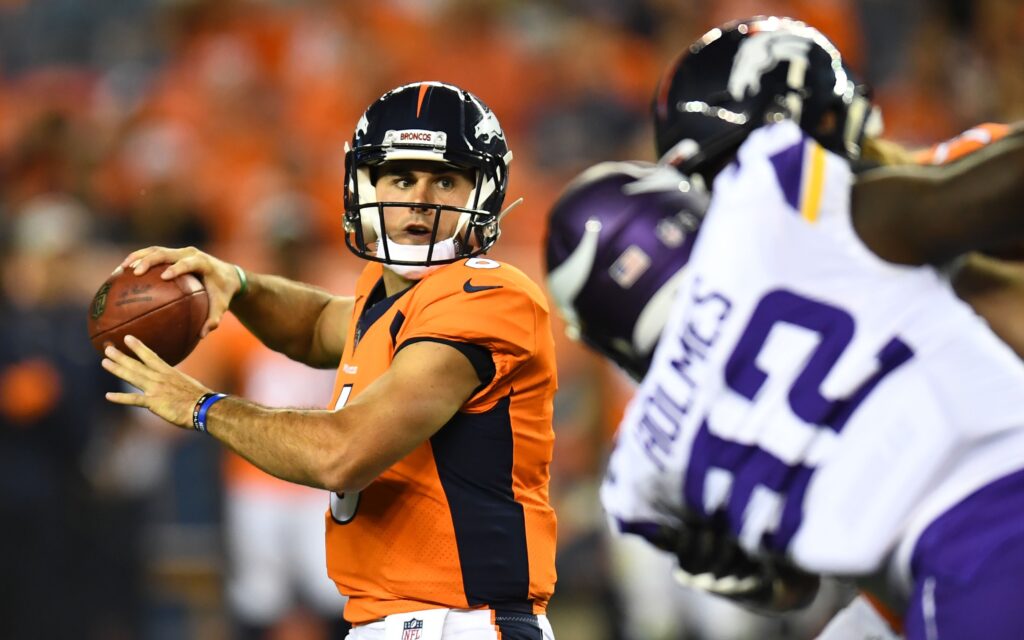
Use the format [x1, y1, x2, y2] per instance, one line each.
[396, 337, 496, 391]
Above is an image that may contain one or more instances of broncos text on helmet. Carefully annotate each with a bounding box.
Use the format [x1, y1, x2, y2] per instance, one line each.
[653, 16, 882, 179]
[544, 161, 708, 380]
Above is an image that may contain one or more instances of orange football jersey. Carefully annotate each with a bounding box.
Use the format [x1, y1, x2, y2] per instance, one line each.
[325, 258, 558, 625]
[915, 123, 1011, 165]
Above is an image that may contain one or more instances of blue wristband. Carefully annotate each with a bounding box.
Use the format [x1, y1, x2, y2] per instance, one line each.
[192, 392, 228, 433]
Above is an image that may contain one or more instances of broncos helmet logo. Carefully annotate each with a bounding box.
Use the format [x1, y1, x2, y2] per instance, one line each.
[473, 109, 505, 144]
[727, 31, 812, 118]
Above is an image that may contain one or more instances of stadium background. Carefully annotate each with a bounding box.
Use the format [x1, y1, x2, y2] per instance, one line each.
[0, 1, 1021, 639]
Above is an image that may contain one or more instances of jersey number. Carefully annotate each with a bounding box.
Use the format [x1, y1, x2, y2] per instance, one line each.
[329, 384, 360, 524]
[725, 290, 913, 431]
[687, 290, 913, 550]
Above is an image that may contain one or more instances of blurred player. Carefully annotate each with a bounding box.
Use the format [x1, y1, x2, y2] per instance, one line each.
[547, 160, 894, 640]
[547, 16, 1024, 640]
[544, 122, 1018, 640]
[101, 82, 558, 640]
[222, 202, 351, 640]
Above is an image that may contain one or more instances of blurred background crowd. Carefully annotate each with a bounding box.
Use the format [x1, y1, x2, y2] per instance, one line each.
[1, 1, 1022, 639]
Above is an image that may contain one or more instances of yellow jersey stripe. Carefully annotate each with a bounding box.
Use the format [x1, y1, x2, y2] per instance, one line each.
[801, 142, 826, 223]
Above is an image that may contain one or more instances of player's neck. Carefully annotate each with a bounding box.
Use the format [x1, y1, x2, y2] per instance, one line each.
[382, 268, 416, 297]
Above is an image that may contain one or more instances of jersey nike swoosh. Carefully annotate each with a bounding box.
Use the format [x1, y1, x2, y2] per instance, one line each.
[463, 279, 503, 293]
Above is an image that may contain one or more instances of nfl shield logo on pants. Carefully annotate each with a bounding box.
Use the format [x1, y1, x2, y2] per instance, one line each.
[402, 618, 423, 640]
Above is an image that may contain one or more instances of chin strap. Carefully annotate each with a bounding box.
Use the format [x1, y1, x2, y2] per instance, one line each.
[377, 235, 457, 280]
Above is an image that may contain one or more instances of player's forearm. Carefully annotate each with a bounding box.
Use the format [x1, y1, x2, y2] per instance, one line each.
[937, 127, 1024, 257]
[854, 128, 1024, 264]
[228, 271, 338, 366]
[952, 253, 1024, 359]
[204, 395, 356, 491]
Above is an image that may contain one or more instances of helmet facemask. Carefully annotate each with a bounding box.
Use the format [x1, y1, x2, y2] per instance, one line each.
[347, 161, 499, 260]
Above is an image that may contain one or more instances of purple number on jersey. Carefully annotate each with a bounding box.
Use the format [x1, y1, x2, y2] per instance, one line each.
[685, 289, 914, 551]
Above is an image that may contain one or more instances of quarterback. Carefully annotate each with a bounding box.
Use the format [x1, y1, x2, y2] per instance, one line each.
[103, 82, 558, 640]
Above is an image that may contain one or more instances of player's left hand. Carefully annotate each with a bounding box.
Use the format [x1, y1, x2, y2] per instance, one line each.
[671, 512, 819, 611]
[672, 555, 819, 612]
[102, 335, 211, 429]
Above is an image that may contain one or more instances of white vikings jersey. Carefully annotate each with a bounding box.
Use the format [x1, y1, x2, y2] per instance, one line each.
[602, 121, 1024, 582]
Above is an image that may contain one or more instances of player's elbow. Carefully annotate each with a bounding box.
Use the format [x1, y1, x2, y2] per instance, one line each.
[318, 450, 379, 494]
[315, 403, 406, 492]
[323, 470, 375, 494]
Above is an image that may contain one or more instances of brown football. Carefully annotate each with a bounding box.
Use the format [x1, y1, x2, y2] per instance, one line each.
[88, 268, 209, 366]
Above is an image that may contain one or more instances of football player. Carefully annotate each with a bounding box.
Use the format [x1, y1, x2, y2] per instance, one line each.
[547, 16, 1024, 640]
[103, 82, 558, 640]
[545, 126, 1024, 640]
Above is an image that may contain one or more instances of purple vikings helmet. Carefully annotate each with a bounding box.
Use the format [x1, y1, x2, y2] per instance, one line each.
[544, 161, 708, 380]
[653, 16, 881, 178]
[343, 81, 514, 266]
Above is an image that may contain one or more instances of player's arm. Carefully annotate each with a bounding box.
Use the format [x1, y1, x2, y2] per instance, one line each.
[951, 253, 1024, 359]
[229, 272, 352, 368]
[852, 125, 1024, 265]
[103, 337, 482, 492]
[119, 246, 352, 368]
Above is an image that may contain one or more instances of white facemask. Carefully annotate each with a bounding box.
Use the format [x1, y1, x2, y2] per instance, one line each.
[375, 235, 457, 280]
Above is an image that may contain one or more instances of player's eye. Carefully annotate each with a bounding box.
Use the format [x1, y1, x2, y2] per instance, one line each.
[436, 176, 456, 190]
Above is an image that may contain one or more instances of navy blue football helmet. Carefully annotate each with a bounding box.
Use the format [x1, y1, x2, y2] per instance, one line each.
[544, 161, 708, 380]
[653, 16, 880, 178]
[344, 81, 513, 266]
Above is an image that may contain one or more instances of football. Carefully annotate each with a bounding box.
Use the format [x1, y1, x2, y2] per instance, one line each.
[88, 267, 209, 366]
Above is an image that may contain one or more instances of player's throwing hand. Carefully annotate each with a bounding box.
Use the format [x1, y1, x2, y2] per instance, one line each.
[117, 245, 245, 337]
[103, 334, 212, 429]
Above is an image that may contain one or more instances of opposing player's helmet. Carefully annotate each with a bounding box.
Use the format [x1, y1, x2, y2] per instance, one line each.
[653, 16, 881, 177]
[545, 162, 707, 380]
[343, 81, 513, 266]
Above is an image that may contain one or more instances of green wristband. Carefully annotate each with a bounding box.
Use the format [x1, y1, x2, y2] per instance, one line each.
[232, 264, 249, 299]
